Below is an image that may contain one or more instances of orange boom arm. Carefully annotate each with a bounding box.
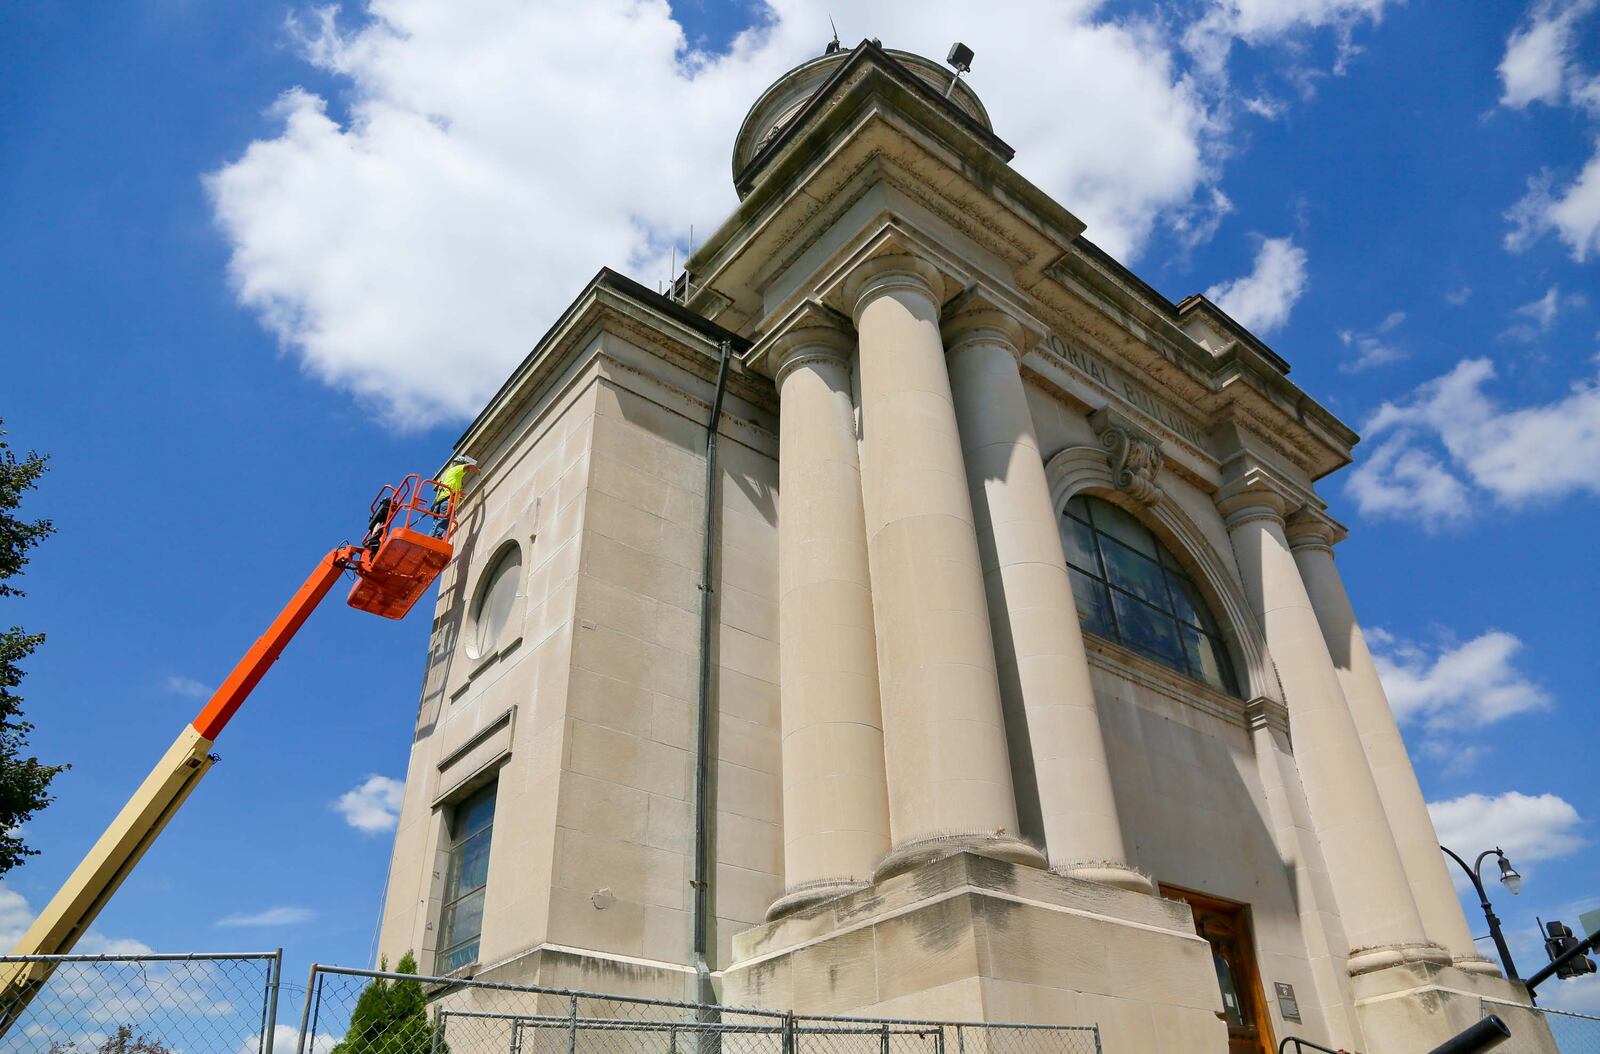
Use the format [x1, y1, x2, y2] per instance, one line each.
[2, 473, 460, 1035]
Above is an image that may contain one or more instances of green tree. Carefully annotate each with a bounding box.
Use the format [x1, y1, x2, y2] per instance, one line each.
[47, 1025, 173, 1053]
[331, 952, 446, 1054]
[0, 419, 65, 876]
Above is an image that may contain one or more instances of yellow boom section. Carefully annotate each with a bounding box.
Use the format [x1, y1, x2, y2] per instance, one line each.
[0, 726, 215, 1032]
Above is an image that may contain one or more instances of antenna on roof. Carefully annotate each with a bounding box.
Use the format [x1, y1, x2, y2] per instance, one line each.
[825, 15, 841, 54]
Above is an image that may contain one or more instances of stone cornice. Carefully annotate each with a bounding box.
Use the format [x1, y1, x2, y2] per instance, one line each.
[454, 269, 765, 464]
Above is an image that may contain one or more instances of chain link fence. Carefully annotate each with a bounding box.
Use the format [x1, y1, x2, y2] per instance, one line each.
[0, 956, 1099, 1054]
[0, 951, 282, 1052]
[1484, 998, 1600, 1054]
[296, 965, 1101, 1054]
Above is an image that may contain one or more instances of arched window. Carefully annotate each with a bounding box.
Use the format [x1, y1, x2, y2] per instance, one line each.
[470, 543, 522, 659]
[1060, 494, 1239, 695]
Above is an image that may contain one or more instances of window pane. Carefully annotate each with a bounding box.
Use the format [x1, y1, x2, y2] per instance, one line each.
[455, 788, 497, 838]
[474, 546, 522, 656]
[1166, 571, 1209, 630]
[454, 830, 492, 891]
[1100, 536, 1169, 607]
[1068, 568, 1116, 639]
[1086, 498, 1159, 559]
[1060, 514, 1099, 574]
[1065, 495, 1092, 524]
[441, 939, 478, 975]
[1180, 624, 1229, 691]
[1111, 591, 1186, 670]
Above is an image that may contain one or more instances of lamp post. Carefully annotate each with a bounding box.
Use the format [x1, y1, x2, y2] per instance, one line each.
[1441, 844, 1524, 982]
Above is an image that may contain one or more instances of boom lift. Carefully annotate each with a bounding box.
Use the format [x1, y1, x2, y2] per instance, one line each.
[0, 473, 462, 1034]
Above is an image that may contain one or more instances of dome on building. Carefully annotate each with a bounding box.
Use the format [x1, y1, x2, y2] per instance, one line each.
[731, 43, 993, 188]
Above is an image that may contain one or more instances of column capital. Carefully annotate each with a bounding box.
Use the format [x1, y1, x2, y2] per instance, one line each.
[1285, 505, 1348, 555]
[843, 253, 944, 328]
[940, 288, 1028, 360]
[771, 325, 854, 388]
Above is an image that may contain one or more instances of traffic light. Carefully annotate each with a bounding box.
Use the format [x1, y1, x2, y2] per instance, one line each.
[1545, 920, 1598, 980]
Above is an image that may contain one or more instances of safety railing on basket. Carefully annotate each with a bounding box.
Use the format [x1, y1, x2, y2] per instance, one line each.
[0, 951, 283, 1053]
[1483, 996, 1600, 1054]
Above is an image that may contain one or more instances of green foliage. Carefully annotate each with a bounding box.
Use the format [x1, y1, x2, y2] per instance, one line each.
[0, 419, 65, 875]
[331, 952, 447, 1054]
[47, 1025, 173, 1053]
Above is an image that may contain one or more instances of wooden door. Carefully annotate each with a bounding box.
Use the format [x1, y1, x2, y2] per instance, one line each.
[1163, 886, 1274, 1054]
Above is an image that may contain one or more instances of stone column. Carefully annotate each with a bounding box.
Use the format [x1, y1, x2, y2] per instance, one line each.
[1287, 515, 1496, 975]
[769, 328, 892, 918]
[845, 254, 1044, 878]
[1223, 487, 1448, 974]
[943, 301, 1150, 893]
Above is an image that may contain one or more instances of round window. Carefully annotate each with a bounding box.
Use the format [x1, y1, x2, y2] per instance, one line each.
[470, 544, 522, 659]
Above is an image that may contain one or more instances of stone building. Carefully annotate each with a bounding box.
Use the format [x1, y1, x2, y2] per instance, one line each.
[376, 41, 1542, 1054]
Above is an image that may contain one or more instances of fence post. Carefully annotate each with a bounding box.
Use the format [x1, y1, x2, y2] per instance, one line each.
[935, 1026, 946, 1054]
[1092, 1025, 1102, 1054]
[294, 965, 320, 1054]
[568, 991, 579, 1054]
[513, 1017, 523, 1054]
[880, 1022, 891, 1054]
[261, 949, 283, 1054]
[431, 1007, 443, 1054]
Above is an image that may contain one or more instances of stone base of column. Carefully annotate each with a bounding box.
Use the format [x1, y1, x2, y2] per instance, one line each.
[724, 852, 1229, 1054]
[766, 878, 869, 922]
[1453, 954, 1505, 976]
[1350, 958, 1556, 1054]
[1053, 861, 1157, 895]
[1347, 940, 1454, 975]
[872, 831, 1047, 881]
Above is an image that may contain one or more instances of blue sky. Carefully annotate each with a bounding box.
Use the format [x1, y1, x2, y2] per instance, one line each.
[2, 0, 1598, 1021]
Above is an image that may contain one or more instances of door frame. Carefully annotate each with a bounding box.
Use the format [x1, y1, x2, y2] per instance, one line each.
[1161, 884, 1276, 1054]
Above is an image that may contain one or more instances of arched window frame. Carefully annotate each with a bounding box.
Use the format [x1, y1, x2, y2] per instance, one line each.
[1061, 492, 1240, 696]
[1043, 444, 1276, 704]
[467, 540, 523, 661]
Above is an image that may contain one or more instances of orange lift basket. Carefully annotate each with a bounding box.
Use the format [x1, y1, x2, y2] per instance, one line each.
[348, 473, 458, 619]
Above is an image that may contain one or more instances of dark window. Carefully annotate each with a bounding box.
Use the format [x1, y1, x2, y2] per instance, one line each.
[1062, 495, 1240, 695]
[438, 783, 496, 972]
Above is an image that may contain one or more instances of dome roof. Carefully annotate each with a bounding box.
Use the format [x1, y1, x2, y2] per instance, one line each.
[731, 45, 992, 189]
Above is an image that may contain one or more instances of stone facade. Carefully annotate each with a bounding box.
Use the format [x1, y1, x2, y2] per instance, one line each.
[377, 41, 1545, 1054]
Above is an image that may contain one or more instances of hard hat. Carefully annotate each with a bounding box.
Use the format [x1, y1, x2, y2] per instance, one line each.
[453, 454, 479, 467]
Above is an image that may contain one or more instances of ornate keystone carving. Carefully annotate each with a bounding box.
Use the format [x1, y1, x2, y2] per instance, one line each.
[1090, 408, 1165, 506]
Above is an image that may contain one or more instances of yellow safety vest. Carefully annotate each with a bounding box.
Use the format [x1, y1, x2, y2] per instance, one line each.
[437, 464, 467, 503]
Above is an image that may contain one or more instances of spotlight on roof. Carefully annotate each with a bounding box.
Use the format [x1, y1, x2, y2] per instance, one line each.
[944, 42, 974, 99]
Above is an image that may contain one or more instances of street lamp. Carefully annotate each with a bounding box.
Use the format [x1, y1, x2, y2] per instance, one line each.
[1441, 844, 1523, 981]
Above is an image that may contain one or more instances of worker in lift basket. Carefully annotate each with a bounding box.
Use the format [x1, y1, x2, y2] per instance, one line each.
[432, 455, 478, 536]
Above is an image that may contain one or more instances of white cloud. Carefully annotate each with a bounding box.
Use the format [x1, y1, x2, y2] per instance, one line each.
[1185, 0, 1394, 79]
[1428, 791, 1585, 864]
[333, 775, 404, 833]
[1498, 0, 1599, 109]
[1369, 630, 1549, 732]
[1444, 285, 1472, 306]
[1506, 147, 1600, 260]
[209, 0, 1233, 426]
[1345, 356, 1600, 525]
[1502, 284, 1586, 340]
[0, 885, 150, 955]
[1204, 235, 1308, 334]
[241, 1024, 342, 1054]
[1338, 308, 1406, 373]
[164, 675, 210, 699]
[214, 905, 315, 928]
